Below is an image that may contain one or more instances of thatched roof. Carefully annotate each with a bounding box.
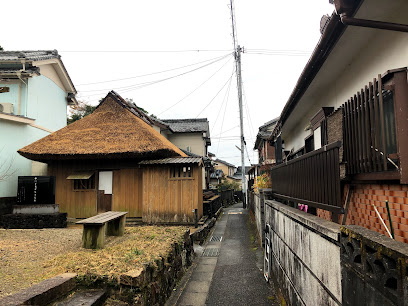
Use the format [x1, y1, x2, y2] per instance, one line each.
[18, 91, 186, 162]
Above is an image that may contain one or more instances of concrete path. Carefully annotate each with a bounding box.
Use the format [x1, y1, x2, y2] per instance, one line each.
[170, 203, 278, 306]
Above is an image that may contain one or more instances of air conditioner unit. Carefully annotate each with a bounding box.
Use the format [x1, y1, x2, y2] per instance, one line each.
[0, 103, 13, 114]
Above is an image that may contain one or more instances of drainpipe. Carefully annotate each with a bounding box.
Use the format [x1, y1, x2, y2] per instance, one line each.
[16, 71, 28, 117]
[340, 15, 408, 33]
[332, 0, 408, 33]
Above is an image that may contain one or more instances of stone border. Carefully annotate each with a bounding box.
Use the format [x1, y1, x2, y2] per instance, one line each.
[0, 273, 76, 306]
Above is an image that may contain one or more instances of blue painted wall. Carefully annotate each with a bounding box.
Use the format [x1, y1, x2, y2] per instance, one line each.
[0, 75, 68, 197]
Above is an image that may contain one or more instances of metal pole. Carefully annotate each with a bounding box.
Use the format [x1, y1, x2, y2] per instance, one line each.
[236, 45, 246, 208]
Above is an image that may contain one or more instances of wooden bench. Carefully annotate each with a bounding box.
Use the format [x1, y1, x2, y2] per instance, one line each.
[76, 211, 128, 249]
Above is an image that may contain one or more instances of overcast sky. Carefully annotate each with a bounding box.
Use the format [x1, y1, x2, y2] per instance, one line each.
[2, 0, 334, 166]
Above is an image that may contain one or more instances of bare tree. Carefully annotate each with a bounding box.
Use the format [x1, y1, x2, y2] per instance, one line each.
[0, 149, 16, 182]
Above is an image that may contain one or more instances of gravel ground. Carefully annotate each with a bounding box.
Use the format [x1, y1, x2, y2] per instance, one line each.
[0, 226, 83, 298]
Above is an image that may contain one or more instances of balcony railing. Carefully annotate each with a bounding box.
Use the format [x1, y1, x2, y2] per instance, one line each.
[270, 141, 343, 214]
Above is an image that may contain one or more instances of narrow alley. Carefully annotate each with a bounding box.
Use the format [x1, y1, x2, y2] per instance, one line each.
[168, 203, 278, 306]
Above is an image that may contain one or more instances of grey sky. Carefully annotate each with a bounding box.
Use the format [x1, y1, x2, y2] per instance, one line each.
[2, 0, 334, 166]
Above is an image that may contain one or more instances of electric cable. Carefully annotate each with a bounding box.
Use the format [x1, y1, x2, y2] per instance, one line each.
[158, 55, 234, 116]
[211, 63, 234, 132]
[77, 52, 233, 86]
[195, 68, 235, 118]
[78, 53, 233, 94]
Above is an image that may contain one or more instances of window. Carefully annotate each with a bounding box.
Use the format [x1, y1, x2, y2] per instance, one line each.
[275, 135, 283, 165]
[67, 172, 95, 190]
[170, 165, 193, 178]
[74, 175, 95, 190]
[305, 135, 314, 153]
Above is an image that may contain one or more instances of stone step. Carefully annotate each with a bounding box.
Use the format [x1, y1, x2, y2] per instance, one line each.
[53, 289, 106, 306]
[0, 273, 76, 306]
[126, 217, 143, 226]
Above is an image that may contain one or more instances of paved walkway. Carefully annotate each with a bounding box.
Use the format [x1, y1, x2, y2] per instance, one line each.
[169, 203, 278, 306]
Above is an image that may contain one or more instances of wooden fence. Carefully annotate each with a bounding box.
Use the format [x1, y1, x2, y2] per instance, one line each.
[270, 141, 343, 214]
[343, 75, 398, 175]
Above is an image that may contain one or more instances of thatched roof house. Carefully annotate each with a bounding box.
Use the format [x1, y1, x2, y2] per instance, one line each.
[17, 91, 202, 223]
[19, 91, 186, 161]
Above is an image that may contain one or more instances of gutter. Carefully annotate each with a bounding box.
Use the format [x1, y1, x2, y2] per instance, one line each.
[271, 0, 363, 139]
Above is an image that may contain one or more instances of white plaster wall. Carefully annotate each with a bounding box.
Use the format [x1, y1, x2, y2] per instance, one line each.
[167, 133, 205, 156]
[31, 161, 47, 176]
[38, 64, 66, 92]
[265, 200, 342, 305]
[282, 5, 408, 153]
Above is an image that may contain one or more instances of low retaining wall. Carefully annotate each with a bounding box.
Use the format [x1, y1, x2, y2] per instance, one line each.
[1, 213, 67, 229]
[117, 229, 194, 305]
[0, 197, 15, 221]
[263, 200, 408, 305]
[190, 217, 217, 244]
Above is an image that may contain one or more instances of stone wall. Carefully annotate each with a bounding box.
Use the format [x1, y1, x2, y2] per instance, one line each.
[117, 229, 194, 305]
[0, 197, 15, 221]
[1, 213, 67, 229]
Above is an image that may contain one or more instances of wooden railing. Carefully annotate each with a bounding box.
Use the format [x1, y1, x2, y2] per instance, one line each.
[343, 75, 398, 175]
[270, 141, 343, 213]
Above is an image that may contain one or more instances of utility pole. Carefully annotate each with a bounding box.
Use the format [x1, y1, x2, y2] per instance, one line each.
[229, 0, 246, 208]
[235, 45, 246, 208]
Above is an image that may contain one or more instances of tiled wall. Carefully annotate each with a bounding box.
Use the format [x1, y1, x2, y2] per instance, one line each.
[318, 183, 408, 244]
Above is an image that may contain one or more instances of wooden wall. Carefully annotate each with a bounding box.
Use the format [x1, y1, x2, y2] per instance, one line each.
[112, 168, 143, 217]
[142, 164, 203, 224]
[49, 161, 202, 222]
[48, 162, 97, 218]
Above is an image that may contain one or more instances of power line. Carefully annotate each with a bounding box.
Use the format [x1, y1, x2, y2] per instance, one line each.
[77, 54, 233, 100]
[78, 53, 232, 93]
[244, 49, 311, 56]
[216, 66, 235, 154]
[211, 125, 239, 137]
[158, 56, 234, 116]
[211, 64, 234, 132]
[195, 69, 235, 118]
[77, 52, 233, 86]
[61, 49, 233, 53]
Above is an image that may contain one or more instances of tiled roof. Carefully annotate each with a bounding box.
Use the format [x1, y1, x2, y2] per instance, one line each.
[161, 118, 210, 135]
[0, 50, 60, 62]
[254, 117, 279, 149]
[215, 158, 235, 168]
[259, 117, 279, 131]
[139, 157, 202, 165]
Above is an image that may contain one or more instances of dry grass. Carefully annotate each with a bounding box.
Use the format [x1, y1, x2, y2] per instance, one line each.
[42, 226, 187, 281]
[0, 226, 187, 298]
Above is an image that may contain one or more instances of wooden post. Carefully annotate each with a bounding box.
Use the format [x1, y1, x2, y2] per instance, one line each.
[82, 224, 106, 249]
[393, 70, 408, 184]
[106, 215, 126, 236]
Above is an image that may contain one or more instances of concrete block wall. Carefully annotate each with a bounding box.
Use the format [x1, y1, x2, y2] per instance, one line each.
[265, 200, 342, 305]
[254, 193, 263, 245]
